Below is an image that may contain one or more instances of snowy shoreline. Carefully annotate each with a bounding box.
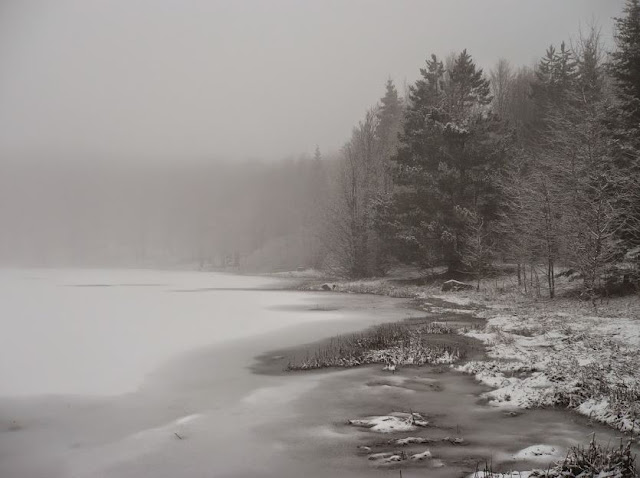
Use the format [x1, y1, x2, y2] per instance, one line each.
[289, 273, 640, 437]
[274, 273, 640, 476]
[457, 306, 640, 435]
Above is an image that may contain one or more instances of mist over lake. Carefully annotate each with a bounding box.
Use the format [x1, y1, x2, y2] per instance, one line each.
[2, 1, 640, 477]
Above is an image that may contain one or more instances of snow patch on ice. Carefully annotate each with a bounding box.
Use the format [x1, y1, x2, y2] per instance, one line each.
[348, 412, 428, 433]
[470, 472, 534, 478]
[512, 444, 560, 461]
[410, 449, 432, 461]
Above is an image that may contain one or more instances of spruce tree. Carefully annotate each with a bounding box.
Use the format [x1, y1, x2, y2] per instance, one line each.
[376, 79, 403, 193]
[446, 49, 492, 119]
[610, 0, 640, 131]
[387, 55, 446, 266]
[391, 50, 505, 272]
[609, 0, 640, 281]
[532, 42, 578, 120]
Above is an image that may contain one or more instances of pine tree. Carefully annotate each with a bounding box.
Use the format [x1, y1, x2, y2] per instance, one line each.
[445, 49, 492, 119]
[609, 0, 640, 283]
[391, 50, 505, 272]
[369, 80, 404, 273]
[376, 79, 403, 193]
[387, 54, 446, 266]
[610, 0, 640, 132]
[575, 28, 604, 99]
[532, 42, 578, 122]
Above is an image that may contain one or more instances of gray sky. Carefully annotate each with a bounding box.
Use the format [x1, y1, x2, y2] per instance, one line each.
[0, 0, 625, 162]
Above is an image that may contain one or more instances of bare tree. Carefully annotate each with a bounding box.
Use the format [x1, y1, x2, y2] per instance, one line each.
[490, 58, 514, 119]
[460, 208, 495, 291]
[324, 109, 381, 278]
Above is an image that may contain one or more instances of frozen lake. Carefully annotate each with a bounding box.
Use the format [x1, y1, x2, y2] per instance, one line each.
[0, 269, 629, 478]
[0, 268, 378, 396]
[0, 268, 422, 477]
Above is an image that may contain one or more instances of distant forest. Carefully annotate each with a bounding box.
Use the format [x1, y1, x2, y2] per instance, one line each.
[2, 1, 640, 299]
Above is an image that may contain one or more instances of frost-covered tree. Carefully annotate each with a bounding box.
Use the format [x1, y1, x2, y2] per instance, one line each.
[325, 110, 381, 278]
[500, 29, 635, 299]
[608, 0, 640, 284]
[390, 50, 505, 272]
[610, 0, 640, 135]
[326, 80, 406, 278]
[460, 208, 495, 291]
[490, 58, 514, 120]
[376, 79, 404, 194]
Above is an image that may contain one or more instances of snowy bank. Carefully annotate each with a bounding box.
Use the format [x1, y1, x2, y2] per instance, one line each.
[457, 308, 640, 434]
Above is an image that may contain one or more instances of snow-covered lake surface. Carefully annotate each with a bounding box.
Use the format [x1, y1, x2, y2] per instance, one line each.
[0, 268, 369, 396]
[0, 268, 421, 477]
[0, 269, 629, 478]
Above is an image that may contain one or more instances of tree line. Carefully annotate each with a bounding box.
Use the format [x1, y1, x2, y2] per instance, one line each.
[318, 1, 640, 299]
[2, 1, 639, 301]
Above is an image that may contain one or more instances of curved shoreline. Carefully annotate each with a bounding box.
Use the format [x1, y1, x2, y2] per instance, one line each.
[251, 275, 640, 476]
[274, 274, 640, 435]
[1, 269, 637, 478]
[250, 298, 487, 376]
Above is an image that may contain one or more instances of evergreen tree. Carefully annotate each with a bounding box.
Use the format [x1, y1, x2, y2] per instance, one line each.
[445, 49, 492, 119]
[386, 55, 446, 266]
[575, 28, 604, 99]
[391, 50, 505, 271]
[610, 0, 640, 133]
[376, 79, 403, 193]
[532, 42, 578, 120]
[369, 80, 404, 273]
[609, 0, 640, 281]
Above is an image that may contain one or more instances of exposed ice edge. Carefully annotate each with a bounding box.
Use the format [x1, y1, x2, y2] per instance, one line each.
[429, 294, 473, 306]
[455, 309, 640, 434]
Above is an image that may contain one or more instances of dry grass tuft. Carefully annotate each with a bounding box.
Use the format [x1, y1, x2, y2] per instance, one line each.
[286, 321, 464, 371]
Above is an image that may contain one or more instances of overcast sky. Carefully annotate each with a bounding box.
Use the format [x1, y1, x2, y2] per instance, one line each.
[0, 0, 626, 162]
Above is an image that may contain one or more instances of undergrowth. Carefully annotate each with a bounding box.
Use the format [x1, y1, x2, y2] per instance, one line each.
[475, 439, 637, 478]
[286, 321, 463, 370]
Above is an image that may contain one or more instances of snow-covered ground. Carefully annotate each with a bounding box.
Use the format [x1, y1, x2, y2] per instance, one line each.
[457, 305, 640, 433]
[301, 269, 640, 437]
